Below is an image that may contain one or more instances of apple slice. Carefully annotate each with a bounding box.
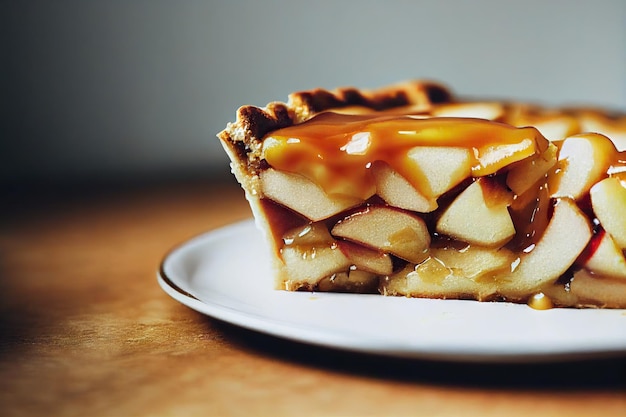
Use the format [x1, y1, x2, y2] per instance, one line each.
[336, 240, 393, 275]
[431, 244, 517, 280]
[581, 230, 626, 280]
[531, 114, 581, 142]
[436, 178, 515, 247]
[505, 106, 579, 141]
[260, 168, 364, 221]
[578, 110, 626, 152]
[331, 206, 430, 264]
[281, 222, 334, 247]
[382, 263, 498, 300]
[280, 245, 351, 287]
[569, 269, 626, 308]
[316, 270, 379, 293]
[590, 177, 626, 249]
[473, 134, 546, 177]
[541, 283, 579, 308]
[511, 113, 580, 142]
[498, 198, 592, 297]
[370, 161, 437, 213]
[550, 133, 616, 200]
[431, 102, 505, 121]
[506, 143, 557, 196]
[404, 146, 472, 198]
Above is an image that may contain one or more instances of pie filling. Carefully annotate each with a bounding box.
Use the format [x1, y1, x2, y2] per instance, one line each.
[218, 82, 626, 308]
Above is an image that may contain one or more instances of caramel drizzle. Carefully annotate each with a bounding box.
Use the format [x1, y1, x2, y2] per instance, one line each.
[262, 112, 545, 199]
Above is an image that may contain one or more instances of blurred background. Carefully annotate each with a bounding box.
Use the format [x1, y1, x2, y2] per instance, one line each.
[3, 0, 626, 190]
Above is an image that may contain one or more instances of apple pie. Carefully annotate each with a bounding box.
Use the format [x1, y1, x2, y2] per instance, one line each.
[218, 80, 626, 308]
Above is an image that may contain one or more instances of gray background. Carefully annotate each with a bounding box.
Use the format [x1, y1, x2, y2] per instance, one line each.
[3, 0, 626, 185]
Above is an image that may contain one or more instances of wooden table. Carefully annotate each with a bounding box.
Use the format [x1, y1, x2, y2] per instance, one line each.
[1, 179, 625, 416]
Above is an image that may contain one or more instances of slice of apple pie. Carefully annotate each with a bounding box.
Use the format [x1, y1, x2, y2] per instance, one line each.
[218, 80, 626, 308]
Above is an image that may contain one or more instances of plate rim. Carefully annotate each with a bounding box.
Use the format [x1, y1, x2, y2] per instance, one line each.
[158, 219, 626, 363]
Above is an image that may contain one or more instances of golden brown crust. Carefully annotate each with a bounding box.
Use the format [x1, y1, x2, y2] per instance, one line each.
[217, 80, 454, 177]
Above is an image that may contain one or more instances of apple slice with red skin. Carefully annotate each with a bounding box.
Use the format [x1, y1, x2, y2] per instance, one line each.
[590, 177, 626, 249]
[580, 229, 626, 280]
[498, 198, 592, 298]
[436, 178, 515, 248]
[331, 205, 430, 264]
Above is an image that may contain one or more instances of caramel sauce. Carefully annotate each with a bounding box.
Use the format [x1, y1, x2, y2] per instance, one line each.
[608, 152, 626, 182]
[508, 181, 552, 251]
[259, 103, 626, 304]
[528, 292, 554, 310]
[262, 112, 545, 199]
[576, 228, 606, 266]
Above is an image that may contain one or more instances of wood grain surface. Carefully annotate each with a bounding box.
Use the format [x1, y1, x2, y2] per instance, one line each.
[1, 179, 624, 416]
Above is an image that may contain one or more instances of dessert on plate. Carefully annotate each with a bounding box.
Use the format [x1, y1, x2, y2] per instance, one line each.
[218, 80, 626, 308]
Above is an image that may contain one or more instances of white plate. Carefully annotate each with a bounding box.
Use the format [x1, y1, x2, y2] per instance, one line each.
[158, 220, 626, 362]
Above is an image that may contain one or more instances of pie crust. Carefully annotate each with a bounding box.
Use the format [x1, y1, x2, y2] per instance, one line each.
[218, 80, 626, 308]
